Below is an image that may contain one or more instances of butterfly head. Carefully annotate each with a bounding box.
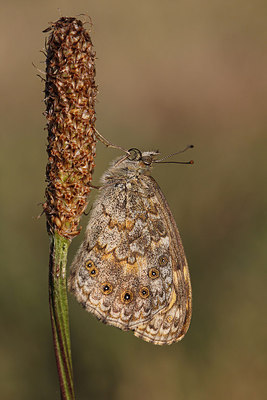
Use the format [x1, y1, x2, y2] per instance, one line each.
[114, 145, 194, 169]
[102, 145, 194, 183]
[101, 148, 159, 183]
[127, 148, 159, 166]
[115, 148, 160, 173]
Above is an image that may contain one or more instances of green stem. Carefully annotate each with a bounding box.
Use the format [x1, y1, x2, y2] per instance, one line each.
[49, 233, 75, 400]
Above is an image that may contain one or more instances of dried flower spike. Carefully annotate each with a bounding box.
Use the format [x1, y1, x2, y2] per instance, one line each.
[43, 17, 97, 239]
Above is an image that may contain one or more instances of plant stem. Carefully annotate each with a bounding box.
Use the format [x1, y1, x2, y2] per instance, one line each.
[49, 232, 75, 399]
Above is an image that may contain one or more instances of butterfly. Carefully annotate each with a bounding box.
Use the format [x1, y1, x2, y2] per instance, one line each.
[68, 147, 192, 344]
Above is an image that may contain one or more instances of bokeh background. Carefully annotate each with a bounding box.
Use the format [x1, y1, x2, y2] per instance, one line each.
[1, 1, 266, 399]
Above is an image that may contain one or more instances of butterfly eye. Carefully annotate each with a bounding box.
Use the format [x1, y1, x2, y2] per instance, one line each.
[143, 159, 151, 166]
[121, 290, 134, 304]
[101, 282, 113, 295]
[85, 260, 99, 277]
[139, 287, 150, 299]
[141, 155, 153, 166]
[158, 255, 168, 267]
[148, 268, 160, 279]
[127, 148, 142, 161]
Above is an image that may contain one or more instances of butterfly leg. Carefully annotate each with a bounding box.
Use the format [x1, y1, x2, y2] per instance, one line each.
[89, 183, 101, 190]
[95, 129, 129, 155]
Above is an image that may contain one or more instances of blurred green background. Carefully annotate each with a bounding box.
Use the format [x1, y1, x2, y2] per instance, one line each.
[1, 1, 266, 399]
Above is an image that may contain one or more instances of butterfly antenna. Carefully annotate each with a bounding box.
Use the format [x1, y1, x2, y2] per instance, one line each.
[155, 144, 194, 162]
[157, 160, 194, 165]
[155, 145, 194, 165]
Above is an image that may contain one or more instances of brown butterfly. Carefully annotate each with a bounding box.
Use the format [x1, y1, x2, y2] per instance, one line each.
[68, 147, 192, 345]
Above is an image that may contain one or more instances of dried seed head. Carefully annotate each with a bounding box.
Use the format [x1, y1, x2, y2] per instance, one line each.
[43, 17, 97, 239]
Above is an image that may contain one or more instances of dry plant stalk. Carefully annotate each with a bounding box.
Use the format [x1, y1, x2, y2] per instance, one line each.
[43, 17, 97, 239]
[42, 17, 97, 400]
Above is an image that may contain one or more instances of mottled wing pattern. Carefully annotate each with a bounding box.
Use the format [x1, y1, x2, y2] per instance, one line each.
[133, 176, 192, 345]
[68, 172, 191, 345]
